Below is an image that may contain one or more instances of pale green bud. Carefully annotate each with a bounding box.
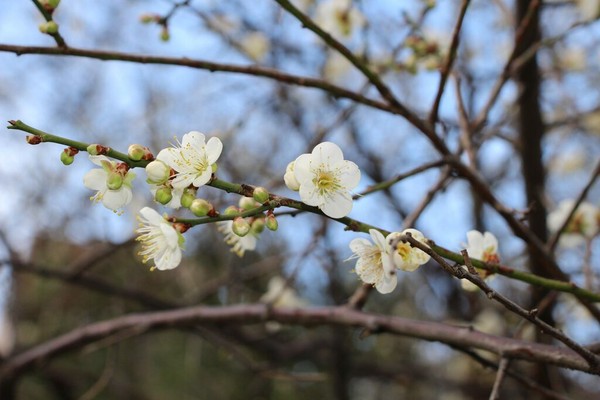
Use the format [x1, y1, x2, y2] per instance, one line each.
[251, 218, 265, 234]
[155, 186, 173, 205]
[223, 206, 239, 217]
[127, 144, 146, 161]
[252, 187, 269, 204]
[266, 214, 278, 231]
[87, 144, 100, 155]
[146, 160, 170, 184]
[190, 198, 210, 217]
[60, 151, 74, 166]
[232, 217, 250, 237]
[239, 196, 257, 211]
[39, 21, 59, 34]
[180, 187, 197, 209]
[160, 27, 170, 42]
[211, 163, 218, 173]
[106, 171, 124, 190]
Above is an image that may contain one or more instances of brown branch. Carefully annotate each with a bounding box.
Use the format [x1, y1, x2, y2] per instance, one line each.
[428, 0, 471, 126]
[0, 303, 596, 384]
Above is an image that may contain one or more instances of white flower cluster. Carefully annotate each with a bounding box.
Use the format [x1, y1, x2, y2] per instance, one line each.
[460, 230, 500, 292]
[347, 229, 431, 294]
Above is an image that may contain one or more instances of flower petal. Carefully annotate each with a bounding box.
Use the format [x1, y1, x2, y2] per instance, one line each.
[83, 169, 107, 191]
[311, 142, 344, 166]
[205, 137, 223, 164]
[320, 190, 352, 218]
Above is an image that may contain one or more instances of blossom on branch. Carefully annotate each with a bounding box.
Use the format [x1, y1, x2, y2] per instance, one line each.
[387, 229, 431, 272]
[291, 142, 360, 218]
[83, 155, 135, 214]
[348, 229, 397, 294]
[136, 207, 184, 271]
[548, 200, 599, 247]
[217, 220, 258, 257]
[461, 230, 499, 291]
[155, 131, 223, 190]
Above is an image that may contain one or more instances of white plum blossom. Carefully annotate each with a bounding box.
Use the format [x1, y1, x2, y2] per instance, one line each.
[348, 229, 397, 294]
[217, 220, 258, 257]
[315, 0, 365, 40]
[145, 159, 171, 184]
[259, 276, 307, 308]
[548, 200, 599, 247]
[136, 207, 184, 271]
[387, 229, 431, 272]
[83, 155, 135, 214]
[461, 230, 500, 291]
[292, 142, 360, 218]
[156, 131, 223, 190]
[240, 31, 270, 62]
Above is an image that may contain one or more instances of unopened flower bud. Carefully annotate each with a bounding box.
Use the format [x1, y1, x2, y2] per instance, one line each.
[252, 187, 269, 203]
[60, 150, 74, 166]
[223, 206, 239, 217]
[139, 14, 158, 24]
[180, 187, 197, 209]
[146, 160, 170, 184]
[160, 27, 170, 41]
[128, 144, 146, 161]
[190, 198, 211, 217]
[39, 21, 59, 34]
[239, 196, 257, 211]
[40, 0, 61, 12]
[266, 214, 278, 231]
[26, 135, 42, 145]
[232, 217, 251, 237]
[155, 186, 173, 205]
[87, 144, 110, 156]
[106, 171, 124, 190]
[251, 218, 265, 234]
[284, 161, 300, 191]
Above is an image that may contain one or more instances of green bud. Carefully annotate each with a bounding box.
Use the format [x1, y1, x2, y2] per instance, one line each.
[252, 187, 269, 204]
[239, 196, 257, 211]
[39, 21, 59, 35]
[190, 198, 211, 217]
[180, 187, 197, 209]
[139, 14, 157, 24]
[155, 186, 173, 205]
[232, 217, 250, 237]
[223, 206, 239, 217]
[160, 27, 170, 42]
[127, 144, 146, 161]
[251, 218, 265, 234]
[211, 163, 218, 173]
[106, 171, 124, 190]
[266, 214, 278, 231]
[87, 144, 100, 155]
[60, 150, 74, 166]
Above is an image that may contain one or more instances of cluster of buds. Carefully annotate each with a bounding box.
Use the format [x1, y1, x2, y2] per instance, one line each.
[403, 35, 445, 73]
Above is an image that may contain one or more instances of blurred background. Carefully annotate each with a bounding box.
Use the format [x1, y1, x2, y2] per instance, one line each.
[0, 0, 599, 398]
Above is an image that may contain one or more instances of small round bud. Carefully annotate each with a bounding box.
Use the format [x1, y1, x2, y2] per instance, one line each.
[180, 187, 197, 209]
[127, 144, 146, 161]
[284, 161, 300, 191]
[87, 144, 102, 156]
[239, 196, 257, 211]
[232, 217, 251, 237]
[266, 214, 278, 231]
[160, 27, 170, 42]
[106, 171, 124, 190]
[190, 198, 211, 217]
[60, 150, 74, 166]
[252, 187, 269, 204]
[251, 218, 265, 234]
[26, 135, 42, 145]
[146, 160, 170, 184]
[39, 21, 59, 35]
[223, 206, 239, 217]
[155, 186, 173, 205]
[41, 0, 61, 12]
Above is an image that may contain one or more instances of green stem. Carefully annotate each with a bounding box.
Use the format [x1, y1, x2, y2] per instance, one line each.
[7, 120, 600, 302]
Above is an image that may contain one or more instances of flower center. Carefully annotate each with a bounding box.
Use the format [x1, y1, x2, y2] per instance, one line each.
[395, 242, 411, 261]
[315, 169, 340, 195]
[482, 248, 500, 264]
